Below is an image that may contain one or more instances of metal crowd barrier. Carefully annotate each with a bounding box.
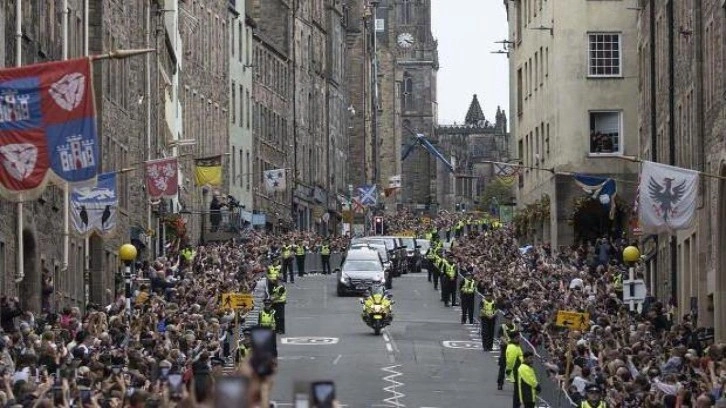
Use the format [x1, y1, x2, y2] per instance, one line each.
[289, 252, 345, 274]
[458, 269, 575, 408]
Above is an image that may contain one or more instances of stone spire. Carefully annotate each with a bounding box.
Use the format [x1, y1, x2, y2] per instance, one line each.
[464, 94, 486, 126]
[495, 106, 507, 133]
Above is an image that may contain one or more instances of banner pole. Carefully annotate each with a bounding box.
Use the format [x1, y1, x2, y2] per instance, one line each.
[14, 0, 24, 285]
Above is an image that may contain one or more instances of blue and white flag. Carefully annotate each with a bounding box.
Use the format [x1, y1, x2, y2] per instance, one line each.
[71, 172, 117, 236]
[357, 184, 378, 206]
[574, 174, 617, 219]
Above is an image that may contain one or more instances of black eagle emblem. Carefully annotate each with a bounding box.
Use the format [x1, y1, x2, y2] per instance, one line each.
[648, 177, 687, 223]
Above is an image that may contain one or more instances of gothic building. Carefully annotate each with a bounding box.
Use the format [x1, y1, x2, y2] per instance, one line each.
[435, 95, 510, 212]
[345, 0, 439, 213]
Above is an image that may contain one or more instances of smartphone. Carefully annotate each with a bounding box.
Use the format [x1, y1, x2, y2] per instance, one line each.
[159, 366, 170, 381]
[167, 374, 183, 397]
[80, 388, 92, 404]
[249, 327, 276, 378]
[294, 381, 310, 408]
[214, 375, 248, 408]
[310, 381, 335, 408]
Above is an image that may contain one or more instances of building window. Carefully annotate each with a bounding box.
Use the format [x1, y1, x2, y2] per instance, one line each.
[239, 85, 245, 127]
[402, 73, 413, 111]
[400, 0, 412, 24]
[516, 68, 523, 115]
[246, 150, 250, 190]
[0, 240, 5, 293]
[588, 33, 622, 77]
[231, 82, 236, 124]
[589, 111, 622, 154]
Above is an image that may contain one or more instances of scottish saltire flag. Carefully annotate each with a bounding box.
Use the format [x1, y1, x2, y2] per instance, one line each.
[639, 161, 698, 233]
[574, 174, 617, 219]
[357, 184, 377, 206]
[71, 172, 117, 237]
[0, 58, 98, 200]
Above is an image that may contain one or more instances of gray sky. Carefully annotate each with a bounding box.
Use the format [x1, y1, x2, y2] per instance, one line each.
[431, 0, 510, 125]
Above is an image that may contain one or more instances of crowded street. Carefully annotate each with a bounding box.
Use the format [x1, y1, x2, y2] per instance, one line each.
[0, 213, 723, 407]
[270, 269, 511, 407]
[1, 0, 726, 406]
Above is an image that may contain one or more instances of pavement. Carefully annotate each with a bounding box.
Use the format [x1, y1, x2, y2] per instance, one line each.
[266, 270, 537, 408]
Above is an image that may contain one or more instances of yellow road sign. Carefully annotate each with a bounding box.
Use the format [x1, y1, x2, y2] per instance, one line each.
[555, 310, 590, 331]
[221, 293, 254, 311]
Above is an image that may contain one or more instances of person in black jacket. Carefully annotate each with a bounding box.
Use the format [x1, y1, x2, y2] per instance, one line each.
[0, 297, 22, 333]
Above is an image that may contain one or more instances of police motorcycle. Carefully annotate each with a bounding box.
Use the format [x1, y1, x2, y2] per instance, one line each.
[359, 284, 394, 335]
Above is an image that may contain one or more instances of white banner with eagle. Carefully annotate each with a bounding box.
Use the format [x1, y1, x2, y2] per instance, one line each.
[638, 161, 698, 234]
[71, 172, 117, 237]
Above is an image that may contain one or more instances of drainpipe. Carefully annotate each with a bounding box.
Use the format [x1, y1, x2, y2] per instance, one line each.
[667, 0, 677, 304]
[62, 0, 70, 275]
[648, 0, 658, 295]
[15, 0, 24, 283]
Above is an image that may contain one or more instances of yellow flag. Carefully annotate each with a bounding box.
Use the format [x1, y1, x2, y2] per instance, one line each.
[194, 155, 222, 186]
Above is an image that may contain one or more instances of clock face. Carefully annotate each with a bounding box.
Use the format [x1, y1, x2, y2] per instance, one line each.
[397, 32, 414, 48]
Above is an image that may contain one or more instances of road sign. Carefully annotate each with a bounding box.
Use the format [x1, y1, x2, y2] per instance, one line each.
[220, 292, 254, 310]
[555, 310, 590, 331]
[622, 279, 647, 302]
[281, 337, 340, 345]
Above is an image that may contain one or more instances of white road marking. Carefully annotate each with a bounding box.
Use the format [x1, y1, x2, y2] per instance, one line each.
[277, 356, 317, 361]
[333, 354, 342, 365]
[281, 337, 339, 345]
[442, 340, 482, 350]
[382, 365, 406, 407]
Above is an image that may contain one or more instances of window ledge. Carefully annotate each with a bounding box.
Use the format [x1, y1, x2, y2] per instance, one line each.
[586, 75, 624, 80]
[587, 152, 625, 158]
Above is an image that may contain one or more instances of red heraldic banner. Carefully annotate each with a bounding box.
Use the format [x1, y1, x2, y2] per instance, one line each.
[145, 157, 178, 199]
[0, 58, 98, 200]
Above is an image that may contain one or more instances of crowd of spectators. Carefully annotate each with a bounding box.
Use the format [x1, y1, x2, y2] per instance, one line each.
[447, 225, 726, 408]
[0, 228, 347, 408]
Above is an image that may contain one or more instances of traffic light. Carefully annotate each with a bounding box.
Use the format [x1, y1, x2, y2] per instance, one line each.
[374, 216, 384, 235]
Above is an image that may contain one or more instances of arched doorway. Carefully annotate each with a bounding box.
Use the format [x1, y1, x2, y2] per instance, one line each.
[19, 230, 40, 312]
[88, 234, 104, 305]
[572, 197, 627, 244]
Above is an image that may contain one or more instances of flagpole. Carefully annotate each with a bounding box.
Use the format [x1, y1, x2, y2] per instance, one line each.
[61, 0, 71, 283]
[90, 48, 156, 61]
[616, 155, 726, 181]
[14, 0, 24, 284]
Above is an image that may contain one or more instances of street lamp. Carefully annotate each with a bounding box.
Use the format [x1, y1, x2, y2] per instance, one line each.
[623, 245, 641, 312]
[119, 243, 138, 318]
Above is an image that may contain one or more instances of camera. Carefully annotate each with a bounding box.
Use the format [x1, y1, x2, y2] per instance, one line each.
[249, 327, 276, 378]
[310, 381, 335, 408]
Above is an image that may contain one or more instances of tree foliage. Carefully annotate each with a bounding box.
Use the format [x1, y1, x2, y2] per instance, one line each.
[480, 178, 514, 209]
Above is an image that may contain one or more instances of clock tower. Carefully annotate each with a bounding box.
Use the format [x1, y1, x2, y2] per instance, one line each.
[376, 0, 439, 211]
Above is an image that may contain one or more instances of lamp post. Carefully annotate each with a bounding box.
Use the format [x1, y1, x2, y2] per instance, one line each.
[119, 244, 138, 318]
[623, 245, 641, 312]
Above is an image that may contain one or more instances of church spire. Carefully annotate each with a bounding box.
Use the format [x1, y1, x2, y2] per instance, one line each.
[464, 94, 486, 126]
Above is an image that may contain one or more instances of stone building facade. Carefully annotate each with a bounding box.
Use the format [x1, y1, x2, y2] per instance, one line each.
[345, 0, 438, 214]
[249, 0, 293, 230]
[249, 0, 349, 232]
[176, 0, 230, 242]
[435, 95, 510, 212]
[636, 1, 726, 340]
[0, 0, 149, 311]
[504, 0, 640, 247]
[228, 1, 255, 212]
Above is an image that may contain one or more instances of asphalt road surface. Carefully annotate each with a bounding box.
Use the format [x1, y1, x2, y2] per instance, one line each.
[268, 271, 521, 408]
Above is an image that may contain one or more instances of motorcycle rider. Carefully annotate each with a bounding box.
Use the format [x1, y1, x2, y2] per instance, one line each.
[362, 284, 393, 323]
